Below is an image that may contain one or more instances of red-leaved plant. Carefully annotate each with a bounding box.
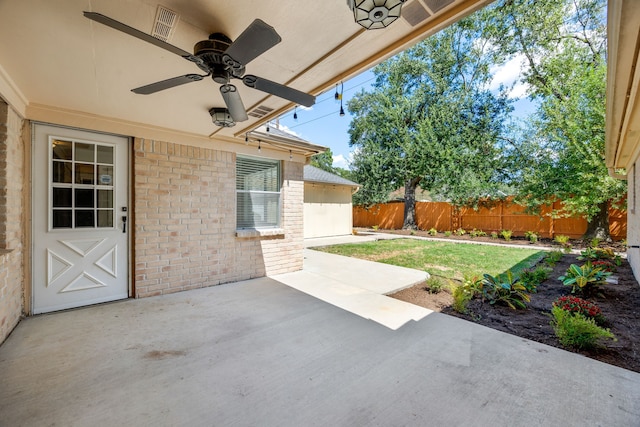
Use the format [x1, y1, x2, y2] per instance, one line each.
[591, 260, 616, 273]
[552, 296, 606, 325]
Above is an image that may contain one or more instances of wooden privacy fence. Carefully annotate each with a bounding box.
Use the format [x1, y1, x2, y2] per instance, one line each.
[353, 200, 627, 240]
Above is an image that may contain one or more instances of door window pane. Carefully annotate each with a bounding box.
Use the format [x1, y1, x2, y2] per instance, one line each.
[75, 210, 94, 227]
[52, 161, 72, 183]
[75, 143, 95, 162]
[97, 210, 114, 228]
[75, 189, 94, 208]
[52, 140, 72, 160]
[53, 188, 72, 208]
[53, 210, 72, 228]
[97, 165, 114, 185]
[75, 163, 94, 184]
[97, 190, 113, 208]
[97, 145, 114, 164]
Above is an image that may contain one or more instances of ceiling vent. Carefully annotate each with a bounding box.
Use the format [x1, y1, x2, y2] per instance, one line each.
[423, 0, 455, 13]
[152, 6, 178, 42]
[248, 105, 274, 119]
[402, 1, 431, 26]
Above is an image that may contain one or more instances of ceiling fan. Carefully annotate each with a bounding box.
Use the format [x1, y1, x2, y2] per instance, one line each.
[83, 12, 315, 126]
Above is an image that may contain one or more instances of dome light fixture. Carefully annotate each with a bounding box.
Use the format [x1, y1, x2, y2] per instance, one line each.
[209, 107, 235, 127]
[346, 0, 406, 30]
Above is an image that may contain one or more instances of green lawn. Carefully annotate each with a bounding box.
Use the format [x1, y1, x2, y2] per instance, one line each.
[314, 239, 546, 282]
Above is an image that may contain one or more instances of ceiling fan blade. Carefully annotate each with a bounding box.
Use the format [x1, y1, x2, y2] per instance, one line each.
[242, 75, 315, 107]
[83, 12, 206, 70]
[220, 85, 249, 122]
[132, 74, 206, 95]
[224, 19, 282, 66]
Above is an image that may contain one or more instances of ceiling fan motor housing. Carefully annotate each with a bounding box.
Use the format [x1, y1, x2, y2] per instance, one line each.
[194, 33, 244, 83]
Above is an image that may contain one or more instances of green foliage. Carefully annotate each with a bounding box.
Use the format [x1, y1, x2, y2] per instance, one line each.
[500, 230, 512, 241]
[544, 250, 564, 267]
[550, 306, 615, 350]
[348, 12, 513, 224]
[524, 231, 538, 244]
[552, 296, 606, 325]
[480, 270, 531, 310]
[372, 225, 379, 231]
[310, 148, 336, 173]
[444, 230, 452, 237]
[454, 228, 466, 236]
[469, 229, 487, 238]
[425, 276, 444, 294]
[428, 227, 438, 236]
[490, 231, 499, 239]
[450, 277, 481, 314]
[578, 248, 621, 266]
[519, 266, 550, 292]
[559, 263, 611, 294]
[590, 238, 601, 248]
[554, 235, 570, 245]
[486, 0, 625, 238]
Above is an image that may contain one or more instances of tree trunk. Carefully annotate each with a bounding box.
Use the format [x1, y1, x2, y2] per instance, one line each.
[584, 201, 611, 241]
[403, 177, 421, 230]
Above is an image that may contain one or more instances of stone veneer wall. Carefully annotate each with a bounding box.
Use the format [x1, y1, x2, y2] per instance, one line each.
[0, 100, 24, 343]
[133, 138, 303, 298]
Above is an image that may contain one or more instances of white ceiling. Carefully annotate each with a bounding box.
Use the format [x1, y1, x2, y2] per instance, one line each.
[0, 0, 489, 144]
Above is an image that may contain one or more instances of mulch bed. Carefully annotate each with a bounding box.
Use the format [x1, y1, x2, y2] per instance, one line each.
[387, 235, 640, 373]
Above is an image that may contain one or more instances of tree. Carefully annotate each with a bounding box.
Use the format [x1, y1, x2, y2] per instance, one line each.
[310, 148, 336, 173]
[487, 0, 625, 239]
[348, 15, 513, 228]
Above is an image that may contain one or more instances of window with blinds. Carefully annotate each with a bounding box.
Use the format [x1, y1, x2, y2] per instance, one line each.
[236, 156, 281, 229]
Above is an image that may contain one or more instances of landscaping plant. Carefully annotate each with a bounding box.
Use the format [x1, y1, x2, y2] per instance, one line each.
[428, 228, 438, 236]
[450, 277, 481, 314]
[544, 250, 564, 267]
[500, 230, 512, 241]
[480, 270, 530, 309]
[518, 266, 550, 292]
[524, 231, 539, 244]
[444, 230, 452, 237]
[552, 296, 606, 326]
[490, 231, 499, 239]
[424, 276, 444, 294]
[559, 263, 611, 295]
[454, 228, 466, 236]
[554, 235, 572, 252]
[550, 306, 615, 350]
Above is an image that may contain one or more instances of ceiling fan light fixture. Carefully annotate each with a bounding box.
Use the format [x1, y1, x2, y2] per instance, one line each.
[209, 107, 235, 127]
[347, 0, 406, 29]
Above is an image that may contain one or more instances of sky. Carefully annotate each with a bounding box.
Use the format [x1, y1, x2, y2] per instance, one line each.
[276, 53, 537, 170]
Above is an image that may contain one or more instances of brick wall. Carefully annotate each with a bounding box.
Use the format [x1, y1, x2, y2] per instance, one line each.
[133, 139, 303, 298]
[0, 100, 24, 343]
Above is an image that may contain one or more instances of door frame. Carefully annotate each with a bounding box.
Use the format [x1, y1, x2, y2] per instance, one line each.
[30, 122, 133, 315]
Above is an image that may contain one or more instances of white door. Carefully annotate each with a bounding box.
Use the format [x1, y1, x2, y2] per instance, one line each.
[32, 124, 130, 314]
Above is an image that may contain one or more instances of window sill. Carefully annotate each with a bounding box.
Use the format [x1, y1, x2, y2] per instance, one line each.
[236, 228, 285, 239]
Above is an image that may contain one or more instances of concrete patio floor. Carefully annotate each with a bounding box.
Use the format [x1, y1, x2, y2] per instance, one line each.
[1, 269, 639, 426]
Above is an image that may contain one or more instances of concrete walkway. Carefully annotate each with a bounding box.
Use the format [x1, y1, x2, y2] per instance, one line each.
[1, 278, 639, 426]
[274, 249, 431, 330]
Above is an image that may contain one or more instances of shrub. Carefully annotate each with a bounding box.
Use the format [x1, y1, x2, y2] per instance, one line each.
[480, 271, 530, 310]
[524, 231, 539, 244]
[590, 237, 601, 248]
[544, 250, 564, 267]
[519, 266, 550, 292]
[500, 230, 512, 241]
[428, 228, 438, 236]
[552, 296, 606, 325]
[444, 230, 452, 237]
[454, 228, 466, 236]
[554, 234, 572, 252]
[559, 263, 611, 295]
[372, 225, 379, 231]
[424, 276, 444, 294]
[490, 231, 499, 239]
[550, 306, 615, 350]
[469, 229, 487, 238]
[450, 277, 480, 314]
[591, 260, 616, 273]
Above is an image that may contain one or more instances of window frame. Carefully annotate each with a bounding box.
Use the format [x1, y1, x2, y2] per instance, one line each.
[235, 155, 282, 231]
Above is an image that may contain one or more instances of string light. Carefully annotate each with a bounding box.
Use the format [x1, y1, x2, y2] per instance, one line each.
[289, 150, 293, 160]
[293, 106, 298, 121]
[339, 82, 345, 117]
[258, 140, 261, 153]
